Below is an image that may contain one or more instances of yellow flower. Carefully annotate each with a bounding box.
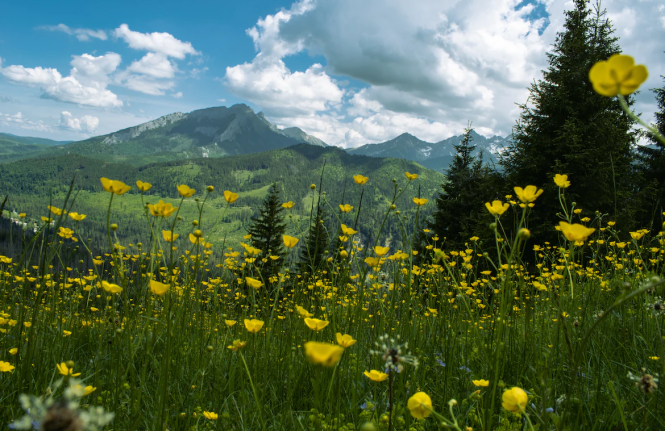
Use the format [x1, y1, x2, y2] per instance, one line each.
[56, 362, 81, 377]
[336, 333, 356, 348]
[553, 174, 570, 189]
[149, 200, 178, 217]
[340, 224, 358, 235]
[162, 230, 179, 242]
[502, 387, 528, 413]
[225, 319, 237, 326]
[58, 227, 74, 239]
[282, 201, 295, 209]
[136, 180, 152, 192]
[630, 230, 647, 240]
[101, 280, 123, 294]
[304, 341, 344, 366]
[485, 200, 510, 216]
[283, 235, 300, 248]
[150, 280, 170, 296]
[559, 222, 595, 242]
[405, 172, 418, 180]
[244, 319, 264, 333]
[18, 213, 26, 218]
[63, 330, 72, 337]
[189, 233, 205, 244]
[48, 205, 63, 215]
[514, 185, 543, 203]
[413, 198, 428, 206]
[246, 277, 264, 289]
[83, 385, 96, 396]
[589, 54, 648, 97]
[23, 322, 32, 328]
[100, 177, 131, 195]
[9, 348, 18, 355]
[224, 190, 239, 203]
[364, 257, 380, 267]
[203, 411, 219, 420]
[373, 246, 389, 257]
[296, 305, 313, 318]
[407, 392, 433, 419]
[364, 370, 388, 382]
[227, 340, 246, 352]
[353, 175, 369, 185]
[472, 379, 490, 387]
[304, 317, 329, 331]
[177, 184, 196, 198]
[68, 212, 87, 222]
[339, 204, 353, 213]
[0, 361, 15, 372]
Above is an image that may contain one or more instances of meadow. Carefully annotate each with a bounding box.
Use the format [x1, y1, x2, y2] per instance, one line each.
[0, 167, 664, 431]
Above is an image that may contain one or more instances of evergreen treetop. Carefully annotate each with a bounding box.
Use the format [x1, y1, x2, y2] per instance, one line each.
[246, 182, 287, 280]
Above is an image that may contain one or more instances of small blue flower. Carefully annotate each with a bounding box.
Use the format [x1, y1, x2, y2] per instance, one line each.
[546, 407, 554, 413]
[437, 359, 446, 367]
[459, 365, 471, 373]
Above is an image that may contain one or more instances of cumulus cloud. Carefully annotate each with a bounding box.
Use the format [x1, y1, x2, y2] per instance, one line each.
[0, 111, 52, 132]
[58, 111, 99, 133]
[114, 71, 175, 95]
[39, 24, 107, 41]
[113, 24, 200, 59]
[0, 53, 122, 107]
[127, 53, 175, 79]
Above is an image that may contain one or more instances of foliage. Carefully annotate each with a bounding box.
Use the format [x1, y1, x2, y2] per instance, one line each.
[247, 182, 287, 282]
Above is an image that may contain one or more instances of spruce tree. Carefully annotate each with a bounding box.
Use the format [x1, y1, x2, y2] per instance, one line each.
[501, 0, 638, 240]
[246, 182, 287, 281]
[298, 204, 330, 276]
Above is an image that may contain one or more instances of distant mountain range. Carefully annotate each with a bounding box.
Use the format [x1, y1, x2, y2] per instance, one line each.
[0, 104, 510, 170]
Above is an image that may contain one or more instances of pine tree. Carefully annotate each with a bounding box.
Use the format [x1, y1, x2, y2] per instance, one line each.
[501, 0, 638, 240]
[246, 182, 287, 281]
[636, 66, 665, 226]
[298, 204, 330, 276]
[429, 123, 490, 249]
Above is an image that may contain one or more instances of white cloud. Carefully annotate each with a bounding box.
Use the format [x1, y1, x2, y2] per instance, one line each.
[217, 98, 226, 103]
[172, 92, 183, 98]
[40, 24, 107, 41]
[58, 111, 99, 133]
[113, 24, 200, 59]
[0, 111, 52, 132]
[1, 53, 122, 107]
[127, 53, 175, 78]
[114, 71, 175, 95]
[189, 67, 208, 78]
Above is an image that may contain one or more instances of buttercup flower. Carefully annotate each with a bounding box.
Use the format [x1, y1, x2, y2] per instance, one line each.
[246, 277, 263, 289]
[413, 198, 428, 206]
[100, 177, 131, 195]
[336, 333, 357, 348]
[514, 186, 543, 203]
[407, 392, 433, 419]
[0, 361, 15, 372]
[553, 174, 570, 189]
[373, 246, 389, 257]
[150, 280, 169, 296]
[282, 201, 295, 209]
[68, 212, 87, 222]
[227, 340, 246, 352]
[224, 190, 239, 203]
[136, 180, 152, 192]
[502, 387, 528, 413]
[589, 54, 648, 97]
[101, 280, 123, 294]
[244, 319, 264, 333]
[296, 305, 313, 318]
[304, 318, 329, 331]
[559, 222, 595, 242]
[353, 175, 369, 185]
[177, 184, 196, 198]
[339, 204, 353, 213]
[304, 341, 344, 366]
[162, 230, 179, 242]
[341, 224, 358, 235]
[203, 411, 219, 420]
[57, 362, 81, 377]
[149, 200, 178, 217]
[283, 235, 299, 248]
[364, 370, 388, 382]
[485, 200, 510, 216]
[405, 172, 418, 180]
[472, 379, 490, 387]
[225, 319, 237, 326]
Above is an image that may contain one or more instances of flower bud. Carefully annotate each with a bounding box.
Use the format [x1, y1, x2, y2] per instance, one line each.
[66, 360, 75, 368]
[518, 228, 531, 240]
[110, 223, 118, 231]
[489, 222, 497, 231]
[207, 185, 214, 192]
[390, 204, 396, 210]
[137, 242, 142, 248]
[310, 184, 316, 190]
[193, 230, 203, 238]
[192, 220, 199, 226]
[395, 211, 400, 215]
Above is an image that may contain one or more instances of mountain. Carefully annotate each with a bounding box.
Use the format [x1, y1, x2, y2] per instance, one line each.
[347, 130, 511, 172]
[0, 133, 71, 163]
[23, 104, 327, 166]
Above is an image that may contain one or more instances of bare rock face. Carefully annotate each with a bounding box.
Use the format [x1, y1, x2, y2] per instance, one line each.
[102, 112, 187, 145]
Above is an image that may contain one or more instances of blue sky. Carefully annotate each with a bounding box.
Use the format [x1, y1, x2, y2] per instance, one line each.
[1, 0, 663, 147]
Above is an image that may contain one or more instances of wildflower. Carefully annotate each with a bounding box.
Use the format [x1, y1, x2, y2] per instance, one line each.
[136, 180, 152, 192]
[63, 330, 72, 337]
[354, 175, 369, 185]
[301, 317, 328, 331]
[485, 200, 509, 216]
[630, 230, 647, 240]
[58, 227, 74, 239]
[207, 185, 215, 192]
[9, 348, 18, 355]
[589, 54, 648, 97]
[149, 200, 178, 217]
[162, 230, 179, 242]
[304, 341, 344, 366]
[405, 172, 418, 180]
[244, 319, 264, 333]
[282, 201, 295, 209]
[407, 392, 433, 419]
[177, 184, 196, 198]
[57, 362, 81, 377]
[189, 233, 204, 244]
[373, 246, 389, 257]
[19, 213, 26, 218]
[245, 277, 263, 289]
[150, 280, 169, 296]
[296, 305, 313, 318]
[341, 224, 358, 235]
[413, 198, 428, 206]
[364, 370, 388, 382]
[0, 361, 15, 372]
[559, 222, 595, 242]
[83, 386, 96, 396]
[502, 387, 528, 413]
[336, 333, 357, 348]
[224, 190, 239, 203]
[283, 235, 299, 248]
[339, 204, 353, 212]
[514, 185, 543, 203]
[364, 257, 380, 267]
[371, 334, 418, 372]
[68, 212, 87, 222]
[101, 280, 123, 294]
[48, 205, 64, 215]
[100, 177, 131, 195]
[225, 319, 237, 326]
[638, 374, 658, 394]
[227, 340, 246, 352]
[554, 174, 570, 188]
[472, 379, 490, 387]
[203, 411, 219, 420]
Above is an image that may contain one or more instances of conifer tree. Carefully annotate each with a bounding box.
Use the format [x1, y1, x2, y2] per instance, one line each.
[298, 204, 330, 276]
[246, 182, 286, 281]
[501, 0, 638, 240]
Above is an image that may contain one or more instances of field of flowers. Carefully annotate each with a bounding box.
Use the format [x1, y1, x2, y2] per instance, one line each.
[1, 55, 665, 430]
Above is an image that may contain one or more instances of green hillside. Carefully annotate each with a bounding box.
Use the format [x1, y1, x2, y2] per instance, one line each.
[0, 144, 445, 253]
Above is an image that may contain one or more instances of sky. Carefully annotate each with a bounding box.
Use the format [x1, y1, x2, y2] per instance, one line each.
[0, 0, 663, 147]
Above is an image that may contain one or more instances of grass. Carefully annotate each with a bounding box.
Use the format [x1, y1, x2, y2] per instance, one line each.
[0, 175, 664, 431]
